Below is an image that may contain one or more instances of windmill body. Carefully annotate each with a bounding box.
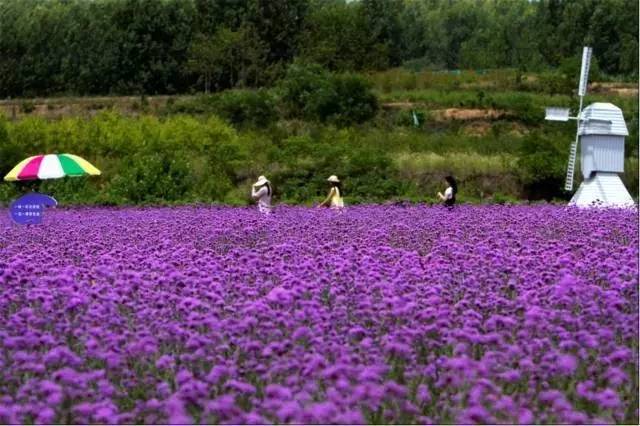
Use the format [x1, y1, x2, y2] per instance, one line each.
[544, 46, 636, 208]
[569, 102, 634, 207]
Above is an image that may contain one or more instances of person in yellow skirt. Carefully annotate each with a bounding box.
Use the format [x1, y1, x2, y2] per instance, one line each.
[318, 175, 344, 209]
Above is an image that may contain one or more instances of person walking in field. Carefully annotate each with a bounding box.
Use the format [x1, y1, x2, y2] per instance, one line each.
[318, 175, 344, 210]
[437, 175, 457, 208]
[251, 175, 273, 213]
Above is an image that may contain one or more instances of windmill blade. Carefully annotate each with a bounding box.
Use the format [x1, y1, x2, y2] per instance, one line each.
[565, 100, 584, 191]
[564, 137, 579, 191]
[567, 47, 590, 191]
[545, 107, 570, 121]
[578, 47, 592, 97]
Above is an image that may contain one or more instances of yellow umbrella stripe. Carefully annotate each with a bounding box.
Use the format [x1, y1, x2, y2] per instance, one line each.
[65, 154, 101, 175]
[4, 156, 38, 181]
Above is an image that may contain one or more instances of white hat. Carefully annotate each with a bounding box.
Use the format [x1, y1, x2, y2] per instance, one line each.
[327, 175, 340, 183]
[254, 175, 269, 186]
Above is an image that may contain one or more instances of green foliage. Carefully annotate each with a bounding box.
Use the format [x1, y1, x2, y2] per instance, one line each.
[0, 114, 614, 206]
[331, 74, 379, 125]
[0, 0, 636, 97]
[186, 27, 269, 92]
[0, 116, 23, 179]
[393, 151, 520, 199]
[108, 154, 189, 203]
[165, 90, 278, 128]
[246, 0, 309, 66]
[20, 101, 36, 114]
[278, 63, 334, 120]
[298, 1, 371, 71]
[265, 130, 404, 204]
[490, 192, 520, 205]
[343, 146, 405, 202]
[39, 177, 99, 205]
[185, 33, 225, 94]
[0, 71, 636, 206]
[212, 90, 277, 128]
[623, 157, 639, 199]
[535, 56, 602, 95]
[278, 63, 378, 125]
[1, 113, 244, 205]
[516, 132, 568, 200]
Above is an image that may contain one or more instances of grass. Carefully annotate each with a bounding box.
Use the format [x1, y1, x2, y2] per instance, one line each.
[391, 151, 521, 201]
[394, 152, 517, 178]
[378, 89, 637, 122]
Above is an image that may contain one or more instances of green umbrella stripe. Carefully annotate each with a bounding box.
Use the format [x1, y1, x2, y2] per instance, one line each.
[58, 154, 86, 176]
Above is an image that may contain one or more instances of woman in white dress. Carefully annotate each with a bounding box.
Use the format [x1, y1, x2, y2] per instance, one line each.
[251, 175, 273, 213]
[437, 175, 457, 208]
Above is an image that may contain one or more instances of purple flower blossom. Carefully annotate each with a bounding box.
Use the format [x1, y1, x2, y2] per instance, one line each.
[155, 355, 175, 371]
[556, 354, 578, 376]
[0, 205, 636, 424]
[416, 384, 431, 405]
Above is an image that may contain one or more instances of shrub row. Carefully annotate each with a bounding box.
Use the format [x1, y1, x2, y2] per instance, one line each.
[0, 113, 637, 206]
[165, 64, 378, 127]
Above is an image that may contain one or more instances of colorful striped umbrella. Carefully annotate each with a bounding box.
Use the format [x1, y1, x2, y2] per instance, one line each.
[4, 154, 101, 181]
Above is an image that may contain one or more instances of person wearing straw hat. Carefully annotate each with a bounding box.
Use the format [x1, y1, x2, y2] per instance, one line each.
[318, 175, 344, 209]
[251, 175, 273, 213]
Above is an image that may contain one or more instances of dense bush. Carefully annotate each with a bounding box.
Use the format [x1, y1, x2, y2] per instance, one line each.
[166, 90, 277, 128]
[167, 74, 378, 128]
[213, 89, 278, 128]
[278, 63, 335, 120]
[107, 154, 193, 204]
[330, 74, 379, 125]
[278, 63, 378, 125]
[516, 132, 568, 200]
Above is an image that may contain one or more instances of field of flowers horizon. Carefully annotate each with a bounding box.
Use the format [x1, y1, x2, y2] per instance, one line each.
[0, 205, 638, 424]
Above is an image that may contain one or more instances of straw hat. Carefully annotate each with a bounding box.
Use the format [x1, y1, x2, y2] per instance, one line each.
[254, 175, 269, 186]
[327, 175, 340, 183]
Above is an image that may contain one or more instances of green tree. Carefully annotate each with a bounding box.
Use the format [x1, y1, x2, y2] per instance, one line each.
[278, 63, 335, 120]
[193, 0, 249, 34]
[360, 0, 404, 68]
[187, 30, 239, 93]
[442, 1, 481, 69]
[298, 1, 368, 71]
[246, 0, 309, 69]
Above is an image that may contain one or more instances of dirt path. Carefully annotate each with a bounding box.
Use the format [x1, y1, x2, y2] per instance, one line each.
[432, 108, 506, 120]
[590, 82, 638, 97]
[382, 102, 507, 121]
[0, 95, 185, 120]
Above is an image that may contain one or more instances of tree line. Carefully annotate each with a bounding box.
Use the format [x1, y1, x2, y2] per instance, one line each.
[0, 0, 637, 98]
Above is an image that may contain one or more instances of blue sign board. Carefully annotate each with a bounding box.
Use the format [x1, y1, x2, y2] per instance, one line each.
[9, 192, 57, 225]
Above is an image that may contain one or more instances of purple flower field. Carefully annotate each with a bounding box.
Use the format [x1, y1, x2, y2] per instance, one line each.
[0, 205, 638, 424]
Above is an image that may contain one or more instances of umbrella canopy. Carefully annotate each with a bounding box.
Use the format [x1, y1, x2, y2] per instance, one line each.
[4, 154, 101, 181]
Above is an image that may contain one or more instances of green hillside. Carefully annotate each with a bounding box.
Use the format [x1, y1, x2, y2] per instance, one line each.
[1, 69, 637, 206]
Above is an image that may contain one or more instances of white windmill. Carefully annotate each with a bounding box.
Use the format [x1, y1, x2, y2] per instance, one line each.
[545, 46, 635, 207]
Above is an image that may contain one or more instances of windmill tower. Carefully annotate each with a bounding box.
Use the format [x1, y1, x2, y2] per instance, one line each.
[545, 47, 635, 207]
